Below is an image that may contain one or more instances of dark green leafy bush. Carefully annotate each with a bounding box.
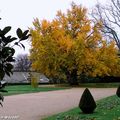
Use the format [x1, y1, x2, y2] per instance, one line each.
[116, 86, 120, 97]
[0, 18, 30, 106]
[79, 88, 96, 114]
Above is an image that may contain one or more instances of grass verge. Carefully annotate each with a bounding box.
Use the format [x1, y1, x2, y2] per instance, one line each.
[2, 85, 69, 96]
[43, 95, 120, 120]
[56, 83, 120, 88]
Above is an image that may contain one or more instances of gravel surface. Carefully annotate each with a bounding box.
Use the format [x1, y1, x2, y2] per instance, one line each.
[0, 88, 117, 120]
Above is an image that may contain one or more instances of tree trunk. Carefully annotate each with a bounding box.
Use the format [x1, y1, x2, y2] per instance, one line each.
[66, 69, 78, 85]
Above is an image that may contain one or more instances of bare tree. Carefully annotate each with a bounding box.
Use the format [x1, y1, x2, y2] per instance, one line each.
[92, 0, 120, 50]
[14, 54, 31, 71]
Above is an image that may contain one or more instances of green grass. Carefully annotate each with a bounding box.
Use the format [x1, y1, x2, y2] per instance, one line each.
[43, 95, 120, 120]
[2, 85, 69, 96]
[57, 83, 120, 88]
[78, 83, 120, 88]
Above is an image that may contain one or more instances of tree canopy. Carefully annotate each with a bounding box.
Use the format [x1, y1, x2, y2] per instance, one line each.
[30, 3, 120, 85]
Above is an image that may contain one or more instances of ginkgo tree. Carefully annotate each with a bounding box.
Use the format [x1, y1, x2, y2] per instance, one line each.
[30, 3, 120, 85]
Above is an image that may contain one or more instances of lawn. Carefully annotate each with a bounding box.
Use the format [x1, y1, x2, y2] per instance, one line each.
[2, 85, 69, 96]
[57, 83, 120, 88]
[78, 83, 120, 88]
[43, 95, 120, 120]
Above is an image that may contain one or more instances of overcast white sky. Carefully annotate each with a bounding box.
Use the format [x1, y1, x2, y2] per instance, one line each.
[0, 0, 107, 56]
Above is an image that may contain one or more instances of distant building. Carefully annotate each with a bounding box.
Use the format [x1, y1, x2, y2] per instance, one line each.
[3, 72, 49, 83]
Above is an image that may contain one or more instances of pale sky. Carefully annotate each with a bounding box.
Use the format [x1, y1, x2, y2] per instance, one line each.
[0, 0, 107, 56]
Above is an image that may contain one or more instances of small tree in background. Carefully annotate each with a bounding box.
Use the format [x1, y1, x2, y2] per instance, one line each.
[79, 88, 96, 114]
[0, 18, 30, 106]
[14, 54, 31, 72]
[31, 77, 38, 88]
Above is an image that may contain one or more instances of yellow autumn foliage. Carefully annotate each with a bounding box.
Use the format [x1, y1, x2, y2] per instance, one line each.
[30, 3, 120, 83]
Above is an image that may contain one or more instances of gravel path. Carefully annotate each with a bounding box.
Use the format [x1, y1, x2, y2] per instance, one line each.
[0, 88, 117, 120]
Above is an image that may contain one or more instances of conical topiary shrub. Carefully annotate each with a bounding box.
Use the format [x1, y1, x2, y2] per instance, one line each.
[79, 88, 96, 114]
[116, 86, 120, 97]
